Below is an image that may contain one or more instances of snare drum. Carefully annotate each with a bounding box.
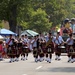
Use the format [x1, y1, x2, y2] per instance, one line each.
[57, 45, 66, 53]
[58, 46, 65, 49]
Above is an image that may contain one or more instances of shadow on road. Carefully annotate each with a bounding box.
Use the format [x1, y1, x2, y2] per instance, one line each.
[38, 67, 75, 73]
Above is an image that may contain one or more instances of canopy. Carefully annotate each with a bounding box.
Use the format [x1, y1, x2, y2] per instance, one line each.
[0, 35, 4, 39]
[0, 28, 17, 36]
[21, 29, 39, 37]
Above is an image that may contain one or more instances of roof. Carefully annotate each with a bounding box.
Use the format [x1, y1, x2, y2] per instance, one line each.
[21, 29, 39, 37]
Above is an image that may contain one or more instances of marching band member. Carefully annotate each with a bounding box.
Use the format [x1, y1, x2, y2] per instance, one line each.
[32, 36, 38, 62]
[54, 32, 64, 61]
[38, 33, 45, 62]
[29, 37, 33, 52]
[14, 36, 20, 62]
[6, 34, 15, 63]
[24, 34, 30, 60]
[21, 34, 29, 61]
[20, 35, 25, 60]
[66, 34, 74, 63]
[40, 38, 46, 62]
[45, 32, 54, 63]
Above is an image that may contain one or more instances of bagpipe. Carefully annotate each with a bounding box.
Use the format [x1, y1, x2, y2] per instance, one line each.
[7, 39, 18, 56]
[45, 38, 54, 53]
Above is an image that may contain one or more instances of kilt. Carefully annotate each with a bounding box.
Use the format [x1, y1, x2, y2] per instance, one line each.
[17, 43, 22, 54]
[33, 47, 38, 57]
[41, 43, 46, 53]
[15, 47, 21, 55]
[38, 46, 44, 57]
[67, 45, 74, 55]
[7, 45, 16, 57]
[46, 44, 54, 54]
[55, 45, 62, 54]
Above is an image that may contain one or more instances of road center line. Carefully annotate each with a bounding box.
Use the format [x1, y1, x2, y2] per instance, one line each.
[36, 66, 42, 70]
[22, 74, 27, 75]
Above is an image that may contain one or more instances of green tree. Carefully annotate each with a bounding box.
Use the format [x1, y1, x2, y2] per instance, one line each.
[29, 8, 52, 32]
[0, 0, 31, 32]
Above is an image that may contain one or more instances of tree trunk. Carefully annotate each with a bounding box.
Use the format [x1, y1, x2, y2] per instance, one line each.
[9, 19, 17, 33]
[8, 4, 17, 33]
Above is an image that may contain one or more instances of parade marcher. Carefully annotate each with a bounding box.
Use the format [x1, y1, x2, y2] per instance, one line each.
[38, 33, 45, 62]
[6, 34, 16, 63]
[72, 35, 75, 63]
[54, 32, 64, 61]
[66, 34, 74, 63]
[32, 36, 38, 62]
[20, 35, 25, 60]
[40, 37, 46, 61]
[29, 37, 33, 52]
[24, 34, 30, 60]
[45, 32, 54, 63]
[21, 34, 29, 61]
[14, 36, 20, 62]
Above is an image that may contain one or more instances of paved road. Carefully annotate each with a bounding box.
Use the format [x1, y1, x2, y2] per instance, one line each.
[0, 53, 75, 75]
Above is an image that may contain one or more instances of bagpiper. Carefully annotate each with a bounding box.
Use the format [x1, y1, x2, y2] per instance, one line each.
[45, 32, 54, 63]
[6, 34, 16, 63]
[38, 33, 45, 62]
[66, 34, 74, 63]
[14, 36, 21, 62]
[54, 32, 64, 61]
[21, 34, 30, 61]
[32, 36, 38, 62]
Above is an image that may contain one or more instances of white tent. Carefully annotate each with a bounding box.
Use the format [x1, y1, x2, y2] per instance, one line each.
[0, 28, 17, 36]
[0, 35, 4, 41]
[21, 29, 39, 37]
[0, 35, 4, 39]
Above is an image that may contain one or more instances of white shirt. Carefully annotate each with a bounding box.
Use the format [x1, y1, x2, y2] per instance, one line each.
[54, 36, 64, 45]
[6, 38, 13, 45]
[31, 39, 37, 47]
[66, 38, 74, 45]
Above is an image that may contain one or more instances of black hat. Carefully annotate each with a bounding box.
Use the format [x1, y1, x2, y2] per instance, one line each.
[69, 34, 72, 37]
[49, 32, 52, 35]
[57, 32, 60, 34]
[64, 18, 69, 24]
[71, 18, 75, 21]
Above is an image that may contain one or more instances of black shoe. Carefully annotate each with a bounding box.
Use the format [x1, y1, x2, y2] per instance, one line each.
[9, 61, 12, 63]
[55, 58, 57, 60]
[58, 59, 61, 61]
[68, 59, 71, 62]
[49, 61, 51, 63]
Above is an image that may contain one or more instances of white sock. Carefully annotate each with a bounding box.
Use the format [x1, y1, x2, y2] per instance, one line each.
[48, 58, 51, 62]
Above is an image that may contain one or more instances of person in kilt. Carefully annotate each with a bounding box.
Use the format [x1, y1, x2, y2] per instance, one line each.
[21, 34, 30, 61]
[45, 32, 54, 63]
[66, 34, 74, 63]
[6, 34, 16, 63]
[54, 32, 64, 61]
[32, 36, 38, 62]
